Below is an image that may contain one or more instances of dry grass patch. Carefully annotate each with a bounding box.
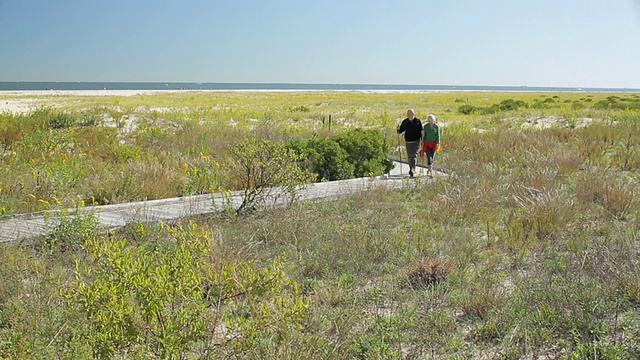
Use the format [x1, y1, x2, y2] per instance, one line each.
[574, 169, 636, 219]
[401, 258, 453, 290]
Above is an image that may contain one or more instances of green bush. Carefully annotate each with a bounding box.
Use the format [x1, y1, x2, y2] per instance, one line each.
[593, 100, 614, 110]
[482, 104, 500, 114]
[41, 207, 100, 253]
[78, 111, 100, 127]
[66, 221, 309, 359]
[304, 136, 355, 181]
[593, 98, 640, 110]
[458, 100, 527, 114]
[68, 226, 210, 359]
[229, 139, 315, 213]
[498, 99, 528, 111]
[571, 101, 585, 110]
[47, 112, 76, 129]
[289, 128, 393, 181]
[458, 104, 480, 115]
[334, 128, 393, 178]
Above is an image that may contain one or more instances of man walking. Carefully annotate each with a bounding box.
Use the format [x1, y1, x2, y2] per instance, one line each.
[397, 109, 423, 178]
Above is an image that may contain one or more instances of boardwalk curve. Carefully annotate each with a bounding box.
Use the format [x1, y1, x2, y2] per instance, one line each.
[0, 160, 447, 243]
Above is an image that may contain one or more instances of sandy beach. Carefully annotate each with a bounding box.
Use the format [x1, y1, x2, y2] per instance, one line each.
[1, 89, 182, 97]
[0, 90, 177, 114]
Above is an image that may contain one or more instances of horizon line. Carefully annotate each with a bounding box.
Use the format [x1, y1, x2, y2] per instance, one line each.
[1, 81, 638, 91]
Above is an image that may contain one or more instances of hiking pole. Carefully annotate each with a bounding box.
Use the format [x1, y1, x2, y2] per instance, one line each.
[396, 130, 403, 176]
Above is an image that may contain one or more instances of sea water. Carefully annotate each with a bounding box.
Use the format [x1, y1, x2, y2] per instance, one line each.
[1, 82, 638, 92]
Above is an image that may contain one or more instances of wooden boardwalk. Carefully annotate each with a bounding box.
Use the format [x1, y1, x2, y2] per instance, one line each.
[0, 160, 446, 243]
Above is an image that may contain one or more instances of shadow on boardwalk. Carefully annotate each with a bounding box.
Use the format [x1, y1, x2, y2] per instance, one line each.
[0, 160, 449, 243]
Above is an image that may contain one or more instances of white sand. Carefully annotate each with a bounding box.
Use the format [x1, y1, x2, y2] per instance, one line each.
[0, 89, 180, 97]
[0, 90, 187, 114]
[0, 98, 41, 114]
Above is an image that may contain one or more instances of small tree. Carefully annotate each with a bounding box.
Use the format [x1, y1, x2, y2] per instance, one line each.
[229, 139, 315, 214]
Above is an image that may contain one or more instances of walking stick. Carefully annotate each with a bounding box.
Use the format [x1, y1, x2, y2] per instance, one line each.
[396, 131, 403, 176]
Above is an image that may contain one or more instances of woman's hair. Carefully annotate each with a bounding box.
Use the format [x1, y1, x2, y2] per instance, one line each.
[427, 114, 437, 123]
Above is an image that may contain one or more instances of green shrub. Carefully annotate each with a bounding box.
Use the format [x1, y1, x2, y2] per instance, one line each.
[333, 128, 393, 177]
[229, 139, 315, 214]
[212, 257, 309, 354]
[591, 97, 640, 110]
[458, 100, 527, 114]
[47, 112, 76, 129]
[498, 99, 528, 111]
[571, 101, 585, 110]
[593, 100, 614, 110]
[458, 104, 480, 115]
[67, 222, 211, 359]
[182, 152, 225, 195]
[532, 101, 547, 109]
[41, 207, 100, 253]
[67, 221, 309, 359]
[288, 105, 310, 112]
[288, 128, 392, 181]
[78, 111, 100, 126]
[482, 104, 500, 114]
[304, 136, 355, 181]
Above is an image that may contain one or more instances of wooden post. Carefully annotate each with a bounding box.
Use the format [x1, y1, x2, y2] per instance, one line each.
[328, 115, 331, 133]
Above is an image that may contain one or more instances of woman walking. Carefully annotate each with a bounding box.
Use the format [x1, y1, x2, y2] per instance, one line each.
[420, 114, 440, 177]
[397, 109, 423, 178]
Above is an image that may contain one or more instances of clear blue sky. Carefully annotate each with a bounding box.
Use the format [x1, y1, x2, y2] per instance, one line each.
[1, 0, 639, 88]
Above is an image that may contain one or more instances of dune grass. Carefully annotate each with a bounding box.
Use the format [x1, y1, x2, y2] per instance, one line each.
[0, 90, 639, 358]
[0, 90, 634, 215]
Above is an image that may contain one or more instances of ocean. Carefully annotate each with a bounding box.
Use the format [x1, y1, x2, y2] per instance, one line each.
[0, 82, 638, 92]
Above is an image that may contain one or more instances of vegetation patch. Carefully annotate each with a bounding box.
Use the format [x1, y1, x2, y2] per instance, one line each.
[289, 128, 393, 181]
[401, 258, 453, 290]
[1, 90, 640, 357]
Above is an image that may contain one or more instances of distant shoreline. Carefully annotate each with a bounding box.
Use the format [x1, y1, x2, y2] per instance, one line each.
[1, 89, 639, 98]
[0, 82, 638, 93]
[0, 89, 604, 98]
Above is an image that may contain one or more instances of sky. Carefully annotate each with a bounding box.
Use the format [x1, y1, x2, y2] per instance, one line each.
[1, 0, 639, 88]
